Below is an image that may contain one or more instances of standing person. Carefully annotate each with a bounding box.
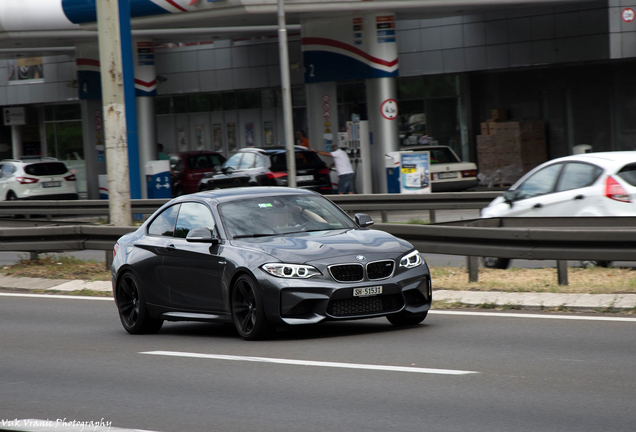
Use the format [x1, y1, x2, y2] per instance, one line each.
[312, 147, 355, 194]
[296, 130, 310, 148]
[157, 143, 170, 160]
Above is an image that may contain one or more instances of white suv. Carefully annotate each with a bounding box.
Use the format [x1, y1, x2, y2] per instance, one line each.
[0, 158, 78, 201]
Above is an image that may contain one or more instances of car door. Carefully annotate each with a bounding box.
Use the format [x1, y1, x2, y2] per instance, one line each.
[541, 162, 604, 216]
[162, 201, 226, 312]
[503, 163, 564, 216]
[134, 204, 181, 306]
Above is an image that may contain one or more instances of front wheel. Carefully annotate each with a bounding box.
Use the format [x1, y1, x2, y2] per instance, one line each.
[116, 272, 163, 334]
[483, 257, 511, 269]
[231, 274, 273, 340]
[387, 310, 428, 326]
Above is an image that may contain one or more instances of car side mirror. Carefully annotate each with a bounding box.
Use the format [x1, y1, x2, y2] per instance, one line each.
[186, 227, 219, 244]
[355, 213, 374, 228]
[503, 190, 517, 206]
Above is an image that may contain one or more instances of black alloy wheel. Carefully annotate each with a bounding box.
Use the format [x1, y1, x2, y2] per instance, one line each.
[116, 272, 163, 334]
[483, 257, 511, 269]
[231, 274, 272, 340]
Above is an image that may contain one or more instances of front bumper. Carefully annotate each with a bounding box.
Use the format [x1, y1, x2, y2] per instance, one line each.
[260, 269, 432, 326]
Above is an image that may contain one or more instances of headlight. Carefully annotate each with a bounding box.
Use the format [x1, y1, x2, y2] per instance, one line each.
[261, 263, 322, 278]
[399, 250, 423, 269]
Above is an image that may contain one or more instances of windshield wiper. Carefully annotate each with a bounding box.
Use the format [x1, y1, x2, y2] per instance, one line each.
[233, 233, 280, 239]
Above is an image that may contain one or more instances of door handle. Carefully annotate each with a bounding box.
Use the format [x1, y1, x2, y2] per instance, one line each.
[533, 203, 543, 209]
[574, 194, 584, 200]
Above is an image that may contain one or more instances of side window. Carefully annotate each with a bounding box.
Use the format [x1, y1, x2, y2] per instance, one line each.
[147, 204, 180, 237]
[515, 163, 563, 200]
[238, 152, 256, 169]
[224, 153, 242, 170]
[2, 164, 15, 178]
[556, 163, 602, 192]
[174, 202, 216, 239]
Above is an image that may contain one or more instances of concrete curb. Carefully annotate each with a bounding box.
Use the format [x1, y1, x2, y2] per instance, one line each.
[0, 275, 111, 293]
[2, 277, 636, 312]
[434, 289, 636, 311]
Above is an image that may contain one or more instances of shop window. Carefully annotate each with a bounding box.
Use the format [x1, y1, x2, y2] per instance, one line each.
[223, 93, 237, 110]
[292, 86, 306, 107]
[237, 91, 261, 109]
[398, 78, 425, 100]
[174, 96, 188, 113]
[261, 89, 276, 109]
[399, 100, 426, 146]
[188, 95, 210, 112]
[155, 97, 172, 115]
[210, 94, 223, 111]
[424, 75, 458, 98]
[44, 104, 81, 121]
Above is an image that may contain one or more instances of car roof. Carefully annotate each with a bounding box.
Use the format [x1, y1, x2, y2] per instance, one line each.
[175, 186, 317, 204]
[553, 151, 636, 164]
[237, 146, 310, 155]
[169, 150, 223, 157]
[400, 145, 453, 151]
[0, 157, 60, 164]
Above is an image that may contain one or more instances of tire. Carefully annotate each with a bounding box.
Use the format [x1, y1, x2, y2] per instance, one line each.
[7, 191, 17, 201]
[116, 272, 163, 334]
[231, 274, 273, 340]
[581, 260, 611, 268]
[387, 310, 428, 326]
[483, 257, 511, 269]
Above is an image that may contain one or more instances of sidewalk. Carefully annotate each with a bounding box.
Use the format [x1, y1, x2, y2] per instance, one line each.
[1, 275, 636, 312]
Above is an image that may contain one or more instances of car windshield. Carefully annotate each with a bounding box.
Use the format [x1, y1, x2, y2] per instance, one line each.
[219, 194, 356, 238]
[24, 162, 69, 176]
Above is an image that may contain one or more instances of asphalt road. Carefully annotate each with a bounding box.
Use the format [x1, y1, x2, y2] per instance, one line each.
[1, 294, 635, 432]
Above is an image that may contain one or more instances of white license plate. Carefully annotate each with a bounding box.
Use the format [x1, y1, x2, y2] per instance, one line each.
[353, 286, 383, 297]
[437, 172, 459, 179]
[296, 175, 313, 182]
[42, 181, 61, 188]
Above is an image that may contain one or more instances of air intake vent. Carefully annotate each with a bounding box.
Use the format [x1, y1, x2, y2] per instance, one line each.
[327, 294, 403, 317]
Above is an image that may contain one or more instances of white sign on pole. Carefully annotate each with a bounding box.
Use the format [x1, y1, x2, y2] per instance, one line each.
[3, 107, 26, 126]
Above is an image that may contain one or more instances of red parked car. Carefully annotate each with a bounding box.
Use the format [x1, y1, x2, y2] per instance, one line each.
[169, 151, 226, 196]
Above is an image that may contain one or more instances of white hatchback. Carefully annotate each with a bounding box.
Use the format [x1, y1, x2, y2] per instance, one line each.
[482, 151, 636, 218]
[0, 158, 79, 201]
[480, 151, 636, 268]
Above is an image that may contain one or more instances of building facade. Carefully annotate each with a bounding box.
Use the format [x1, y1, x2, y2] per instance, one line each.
[0, 0, 634, 197]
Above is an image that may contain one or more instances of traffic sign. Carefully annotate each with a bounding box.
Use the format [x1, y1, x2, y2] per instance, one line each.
[380, 99, 398, 120]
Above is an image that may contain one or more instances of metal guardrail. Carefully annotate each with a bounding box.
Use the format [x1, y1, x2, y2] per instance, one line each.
[0, 192, 502, 221]
[1, 216, 634, 284]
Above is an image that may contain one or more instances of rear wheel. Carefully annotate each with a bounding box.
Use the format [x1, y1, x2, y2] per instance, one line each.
[116, 272, 163, 334]
[483, 257, 511, 269]
[231, 274, 273, 340]
[7, 191, 17, 201]
[387, 310, 428, 326]
[581, 260, 611, 268]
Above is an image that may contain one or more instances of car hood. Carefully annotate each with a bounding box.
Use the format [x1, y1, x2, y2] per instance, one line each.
[230, 228, 413, 263]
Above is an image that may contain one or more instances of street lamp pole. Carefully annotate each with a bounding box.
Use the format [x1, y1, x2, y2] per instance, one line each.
[277, 0, 296, 187]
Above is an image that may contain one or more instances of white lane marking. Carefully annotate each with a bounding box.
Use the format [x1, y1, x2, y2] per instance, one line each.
[430, 310, 636, 322]
[0, 292, 113, 301]
[140, 350, 478, 375]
